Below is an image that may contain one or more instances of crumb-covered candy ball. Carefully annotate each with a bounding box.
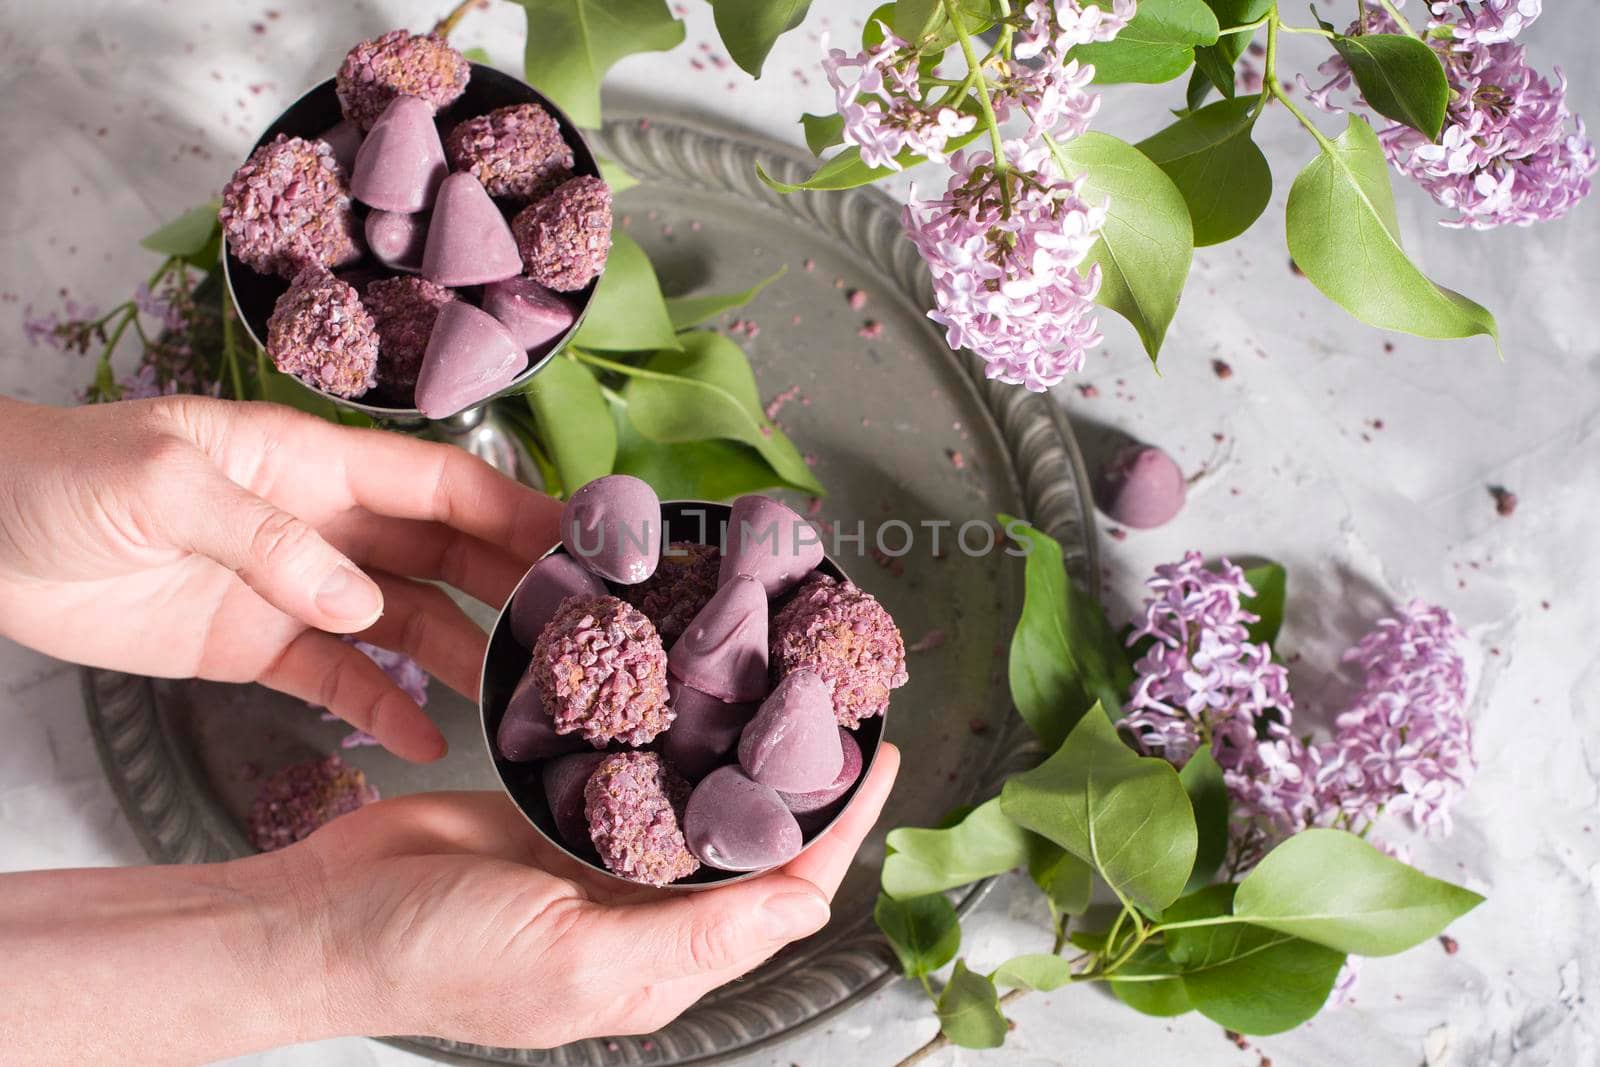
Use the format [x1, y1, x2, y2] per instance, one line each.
[363, 275, 454, 394]
[220, 134, 362, 279]
[266, 268, 379, 398]
[336, 30, 470, 129]
[584, 751, 699, 886]
[247, 755, 378, 852]
[512, 175, 612, 292]
[622, 541, 721, 645]
[532, 594, 673, 746]
[771, 575, 908, 728]
[445, 103, 574, 200]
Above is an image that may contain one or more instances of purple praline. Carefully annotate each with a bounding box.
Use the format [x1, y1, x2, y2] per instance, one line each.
[511, 175, 613, 292]
[220, 134, 362, 280]
[770, 575, 907, 728]
[531, 594, 673, 746]
[363, 275, 454, 394]
[584, 751, 699, 886]
[336, 30, 470, 130]
[445, 103, 575, 200]
[246, 755, 378, 852]
[265, 268, 379, 399]
[622, 541, 722, 645]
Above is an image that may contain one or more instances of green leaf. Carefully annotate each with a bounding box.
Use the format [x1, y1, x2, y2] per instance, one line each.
[882, 798, 1032, 899]
[801, 112, 846, 155]
[596, 156, 640, 194]
[1071, 0, 1220, 84]
[1163, 885, 1345, 1035]
[142, 200, 222, 267]
[874, 892, 961, 978]
[665, 267, 787, 331]
[612, 408, 797, 499]
[1001, 704, 1197, 915]
[892, 0, 944, 40]
[1331, 32, 1448, 140]
[757, 127, 982, 194]
[936, 961, 1008, 1049]
[571, 230, 680, 351]
[999, 516, 1133, 750]
[525, 355, 616, 490]
[1109, 942, 1194, 1016]
[1192, 44, 1237, 100]
[1068, 929, 1109, 953]
[992, 953, 1073, 992]
[514, 0, 685, 128]
[1178, 746, 1228, 892]
[1188, 0, 1267, 104]
[1136, 95, 1270, 246]
[1053, 132, 1193, 362]
[1241, 561, 1286, 646]
[1027, 837, 1094, 915]
[710, 0, 811, 77]
[461, 46, 493, 65]
[620, 331, 824, 495]
[1233, 828, 1485, 956]
[1285, 115, 1498, 346]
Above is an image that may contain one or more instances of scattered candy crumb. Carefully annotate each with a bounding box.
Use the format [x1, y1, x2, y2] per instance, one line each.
[1489, 485, 1517, 516]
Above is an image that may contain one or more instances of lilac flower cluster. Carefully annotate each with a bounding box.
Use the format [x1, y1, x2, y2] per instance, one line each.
[1000, 0, 1135, 141]
[320, 638, 432, 748]
[1120, 554, 1474, 875]
[1301, 0, 1595, 229]
[821, 23, 978, 171]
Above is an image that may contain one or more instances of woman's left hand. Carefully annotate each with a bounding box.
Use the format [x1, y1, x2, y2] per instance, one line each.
[0, 394, 561, 761]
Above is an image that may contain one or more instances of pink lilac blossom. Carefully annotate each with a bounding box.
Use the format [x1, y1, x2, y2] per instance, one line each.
[1300, 1, 1594, 228]
[1013, 0, 1138, 61]
[1002, 0, 1135, 142]
[820, 23, 977, 171]
[902, 140, 1108, 390]
[319, 638, 432, 747]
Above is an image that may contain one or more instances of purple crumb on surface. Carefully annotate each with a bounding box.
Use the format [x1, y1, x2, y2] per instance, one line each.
[336, 30, 470, 129]
[247, 755, 378, 852]
[444, 103, 574, 200]
[1489, 485, 1518, 517]
[771, 575, 908, 728]
[266, 269, 378, 398]
[533, 594, 672, 745]
[584, 751, 699, 885]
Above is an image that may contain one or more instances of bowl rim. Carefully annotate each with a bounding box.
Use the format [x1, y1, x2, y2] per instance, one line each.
[478, 498, 889, 892]
[221, 61, 603, 423]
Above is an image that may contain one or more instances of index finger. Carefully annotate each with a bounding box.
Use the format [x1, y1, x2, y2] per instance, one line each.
[320, 420, 562, 562]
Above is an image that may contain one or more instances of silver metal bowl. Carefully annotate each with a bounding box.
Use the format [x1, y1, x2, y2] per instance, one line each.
[479, 499, 888, 890]
[221, 63, 602, 425]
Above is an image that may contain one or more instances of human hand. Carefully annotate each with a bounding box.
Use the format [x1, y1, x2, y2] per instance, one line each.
[0, 394, 560, 761]
[274, 744, 900, 1047]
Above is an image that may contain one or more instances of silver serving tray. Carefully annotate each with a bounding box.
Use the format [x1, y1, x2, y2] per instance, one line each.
[84, 109, 1097, 1065]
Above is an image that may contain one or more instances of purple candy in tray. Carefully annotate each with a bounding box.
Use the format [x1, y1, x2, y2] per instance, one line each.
[351, 95, 449, 213]
[543, 751, 606, 850]
[771, 575, 907, 728]
[720, 494, 825, 597]
[621, 540, 721, 644]
[414, 300, 527, 419]
[508, 553, 609, 648]
[661, 679, 754, 781]
[561, 475, 662, 585]
[421, 172, 525, 287]
[445, 102, 574, 201]
[365, 210, 429, 273]
[668, 574, 770, 704]
[684, 766, 803, 872]
[266, 269, 378, 399]
[336, 30, 469, 130]
[363, 275, 453, 395]
[512, 175, 613, 292]
[481, 276, 575, 354]
[738, 670, 843, 793]
[497, 666, 587, 763]
[779, 728, 863, 819]
[531, 594, 673, 746]
[584, 752, 699, 886]
[220, 135, 362, 280]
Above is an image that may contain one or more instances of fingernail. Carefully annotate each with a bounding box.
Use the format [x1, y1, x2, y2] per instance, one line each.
[316, 565, 382, 623]
[761, 892, 830, 941]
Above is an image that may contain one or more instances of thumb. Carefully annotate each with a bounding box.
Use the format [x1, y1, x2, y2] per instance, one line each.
[160, 452, 384, 632]
[595, 875, 832, 984]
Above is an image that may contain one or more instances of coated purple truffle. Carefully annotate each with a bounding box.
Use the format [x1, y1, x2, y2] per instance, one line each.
[445, 103, 575, 201]
[512, 175, 612, 292]
[584, 751, 700, 886]
[771, 575, 908, 728]
[532, 594, 673, 746]
[220, 134, 362, 279]
[247, 755, 378, 852]
[363, 275, 454, 394]
[1096, 444, 1186, 530]
[266, 269, 379, 399]
[621, 541, 722, 645]
[336, 30, 470, 130]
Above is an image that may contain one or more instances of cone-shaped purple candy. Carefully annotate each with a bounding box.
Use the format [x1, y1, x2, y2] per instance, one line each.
[684, 766, 803, 872]
[660, 679, 754, 781]
[1096, 444, 1185, 530]
[365, 210, 428, 272]
[737, 670, 843, 793]
[509, 554, 608, 648]
[350, 95, 448, 212]
[779, 728, 863, 819]
[560, 475, 661, 585]
[719, 494, 825, 597]
[497, 666, 587, 762]
[668, 574, 768, 703]
[482, 276, 575, 353]
[541, 751, 606, 850]
[414, 300, 528, 419]
[421, 171, 524, 286]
